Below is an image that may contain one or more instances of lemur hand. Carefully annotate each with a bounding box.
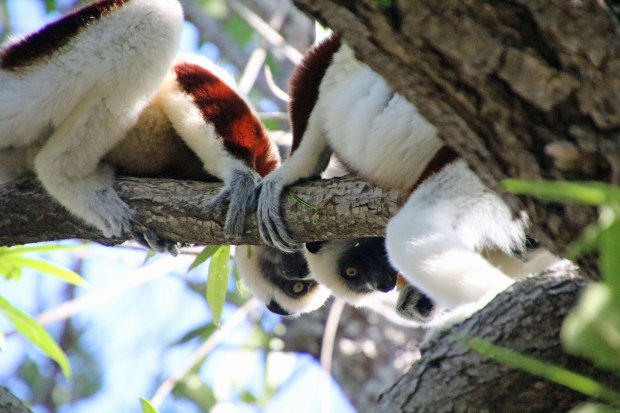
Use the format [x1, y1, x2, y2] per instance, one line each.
[255, 175, 302, 253]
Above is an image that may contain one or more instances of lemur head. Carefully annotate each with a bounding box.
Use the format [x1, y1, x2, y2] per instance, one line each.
[235, 245, 331, 316]
[304, 237, 398, 306]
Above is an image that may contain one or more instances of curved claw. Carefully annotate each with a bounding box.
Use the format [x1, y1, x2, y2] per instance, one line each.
[222, 169, 260, 238]
[256, 178, 302, 253]
[133, 228, 179, 256]
[205, 187, 231, 214]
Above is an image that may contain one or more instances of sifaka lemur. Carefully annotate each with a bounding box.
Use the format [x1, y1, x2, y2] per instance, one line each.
[254, 34, 539, 316]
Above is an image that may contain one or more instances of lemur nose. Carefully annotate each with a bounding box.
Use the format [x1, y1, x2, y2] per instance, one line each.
[377, 283, 395, 293]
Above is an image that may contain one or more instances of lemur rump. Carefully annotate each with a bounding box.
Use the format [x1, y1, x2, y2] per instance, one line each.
[256, 35, 529, 311]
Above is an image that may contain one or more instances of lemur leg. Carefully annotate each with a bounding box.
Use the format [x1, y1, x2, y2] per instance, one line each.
[16, 0, 183, 252]
[387, 209, 514, 309]
[386, 163, 525, 309]
[157, 65, 262, 239]
[256, 112, 332, 252]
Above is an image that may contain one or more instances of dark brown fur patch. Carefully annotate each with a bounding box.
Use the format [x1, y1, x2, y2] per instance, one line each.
[407, 145, 460, 196]
[1, 0, 130, 70]
[174, 62, 278, 176]
[289, 35, 342, 154]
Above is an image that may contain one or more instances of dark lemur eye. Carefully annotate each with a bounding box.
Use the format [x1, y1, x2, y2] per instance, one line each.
[344, 267, 359, 277]
[291, 282, 305, 295]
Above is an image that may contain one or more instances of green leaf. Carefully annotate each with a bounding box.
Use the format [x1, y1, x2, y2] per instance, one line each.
[569, 223, 603, 259]
[289, 192, 318, 210]
[561, 283, 620, 373]
[223, 14, 254, 46]
[140, 398, 160, 413]
[8, 257, 88, 287]
[0, 260, 22, 280]
[598, 207, 620, 295]
[143, 250, 157, 264]
[170, 324, 217, 346]
[502, 179, 618, 206]
[569, 403, 620, 413]
[188, 245, 221, 274]
[465, 337, 620, 406]
[0, 243, 86, 256]
[207, 245, 231, 326]
[0, 296, 71, 377]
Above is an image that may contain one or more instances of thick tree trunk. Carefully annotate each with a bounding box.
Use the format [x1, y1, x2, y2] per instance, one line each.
[378, 269, 620, 412]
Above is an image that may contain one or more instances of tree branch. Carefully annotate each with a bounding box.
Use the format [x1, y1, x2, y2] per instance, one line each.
[0, 387, 31, 413]
[0, 176, 401, 247]
[378, 269, 620, 412]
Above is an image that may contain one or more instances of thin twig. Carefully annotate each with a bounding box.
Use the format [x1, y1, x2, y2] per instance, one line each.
[150, 298, 263, 408]
[228, 0, 303, 64]
[34, 255, 188, 327]
[264, 64, 290, 102]
[238, 0, 290, 95]
[319, 298, 345, 413]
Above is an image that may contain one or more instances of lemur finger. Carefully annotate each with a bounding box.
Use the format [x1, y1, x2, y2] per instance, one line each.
[223, 168, 261, 237]
[256, 181, 301, 252]
[205, 187, 231, 213]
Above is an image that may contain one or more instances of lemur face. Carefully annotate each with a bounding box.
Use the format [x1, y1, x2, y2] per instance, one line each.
[256, 246, 320, 316]
[235, 245, 330, 316]
[304, 237, 398, 304]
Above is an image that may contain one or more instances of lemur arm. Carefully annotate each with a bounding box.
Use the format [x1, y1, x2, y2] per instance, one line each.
[0, 0, 184, 253]
[255, 37, 342, 252]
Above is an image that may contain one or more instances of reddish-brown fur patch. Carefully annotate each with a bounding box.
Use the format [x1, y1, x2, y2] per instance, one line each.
[406, 145, 460, 197]
[174, 62, 278, 176]
[1, 0, 130, 70]
[289, 35, 342, 154]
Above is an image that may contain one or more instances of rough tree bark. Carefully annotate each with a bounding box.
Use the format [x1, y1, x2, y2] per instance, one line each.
[0, 176, 401, 247]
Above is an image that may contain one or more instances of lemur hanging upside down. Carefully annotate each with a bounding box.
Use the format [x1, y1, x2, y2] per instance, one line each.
[255, 34, 539, 315]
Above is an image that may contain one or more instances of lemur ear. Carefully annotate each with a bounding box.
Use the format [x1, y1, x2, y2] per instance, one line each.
[305, 241, 325, 254]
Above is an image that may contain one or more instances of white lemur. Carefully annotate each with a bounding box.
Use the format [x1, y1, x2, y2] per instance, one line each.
[0, 0, 279, 253]
[255, 34, 534, 313]
[0, 0, 337, 317]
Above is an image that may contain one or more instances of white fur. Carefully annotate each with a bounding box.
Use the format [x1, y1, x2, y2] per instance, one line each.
[386, 161, 527, 308]
[0, 0, 184, 236]
[158, 65, 250, 185]
[315, 45, 443, 192]
[303, 241, 376, 306]
[235, 245, 331, 314]
[257, 38, 532, 315]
